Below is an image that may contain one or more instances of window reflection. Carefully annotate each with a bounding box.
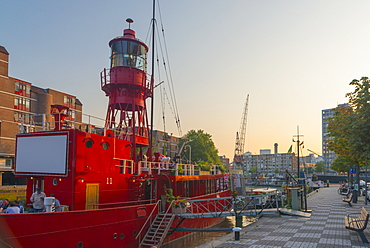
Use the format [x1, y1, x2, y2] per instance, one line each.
[110, 40, 147, 71]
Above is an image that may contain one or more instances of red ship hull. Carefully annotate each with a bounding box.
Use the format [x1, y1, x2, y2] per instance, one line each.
[0, 191, 230, 248]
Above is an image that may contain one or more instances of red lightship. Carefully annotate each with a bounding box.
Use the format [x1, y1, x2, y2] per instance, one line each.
[0, 16, 231, 248]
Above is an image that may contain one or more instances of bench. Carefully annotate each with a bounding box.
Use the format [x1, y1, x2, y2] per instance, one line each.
[343, 193, 353, 206]
[345, 207, 369, 243]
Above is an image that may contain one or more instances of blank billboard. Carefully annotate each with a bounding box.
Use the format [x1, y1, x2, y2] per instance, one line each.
[15, 135, 68, 174]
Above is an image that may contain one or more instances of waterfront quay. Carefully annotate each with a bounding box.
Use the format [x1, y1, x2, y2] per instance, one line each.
[198, 185, 370, 248]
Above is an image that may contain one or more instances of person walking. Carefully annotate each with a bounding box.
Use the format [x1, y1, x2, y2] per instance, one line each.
[30, 188, 46, 212]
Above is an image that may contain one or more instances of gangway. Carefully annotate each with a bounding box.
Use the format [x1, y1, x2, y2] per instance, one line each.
[175, 193, 282, 219]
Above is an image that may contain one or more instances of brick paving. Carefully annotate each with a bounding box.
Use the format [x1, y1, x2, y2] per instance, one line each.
[199, 186, 370, 248]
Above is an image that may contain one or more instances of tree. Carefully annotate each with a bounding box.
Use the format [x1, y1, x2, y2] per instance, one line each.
[314, 161, 325, 173]
[249, 166, 258, 174]
[327, 77, 370, 175]
[181, 130, 221, 164]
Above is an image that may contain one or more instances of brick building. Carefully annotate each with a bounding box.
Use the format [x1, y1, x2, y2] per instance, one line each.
[151, 130, 180, 159]
[0, 46, 83, 185]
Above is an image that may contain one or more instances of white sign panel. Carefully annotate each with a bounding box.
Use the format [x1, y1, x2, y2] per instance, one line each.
[15, 135, 68, 174]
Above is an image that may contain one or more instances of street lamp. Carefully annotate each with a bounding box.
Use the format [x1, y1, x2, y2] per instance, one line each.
[185, 145, 191, 164]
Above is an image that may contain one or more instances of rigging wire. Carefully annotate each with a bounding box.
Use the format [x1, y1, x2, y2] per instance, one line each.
[157, 0, 182, 136]
[144, 0, 183, 137]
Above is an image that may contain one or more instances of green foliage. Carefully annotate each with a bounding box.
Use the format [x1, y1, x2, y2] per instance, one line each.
[305, 166, 314, 174]
[314, 161, 325, 173]
[330, 156, 352, 173]
[177, 164, 183, 174]
[327, 77, 370, 172]
[218, 165, 227, 173]
[182, 130, 221, 164]
[249, 166, 258, 174]
[164, 186, 185, 208]
[200, 165, 211, 171]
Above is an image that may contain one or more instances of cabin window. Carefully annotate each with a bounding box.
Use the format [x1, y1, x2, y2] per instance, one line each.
[52, 178, 58, 186]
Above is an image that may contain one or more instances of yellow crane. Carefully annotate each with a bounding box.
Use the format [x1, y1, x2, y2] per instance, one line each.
[307, 149, 321, 156]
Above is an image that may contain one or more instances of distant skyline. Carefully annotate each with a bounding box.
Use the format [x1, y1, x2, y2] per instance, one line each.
[2, 1, 367, 159]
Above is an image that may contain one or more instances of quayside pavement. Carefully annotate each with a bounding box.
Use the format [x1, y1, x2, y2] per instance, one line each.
[198, 186, 370, 248]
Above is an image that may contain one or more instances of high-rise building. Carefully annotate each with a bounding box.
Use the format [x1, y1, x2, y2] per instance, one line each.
[0, 46, 83, 185]
[322, 103, 349, 173]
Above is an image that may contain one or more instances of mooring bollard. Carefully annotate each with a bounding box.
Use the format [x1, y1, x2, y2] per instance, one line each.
[232, 227, 242, 240]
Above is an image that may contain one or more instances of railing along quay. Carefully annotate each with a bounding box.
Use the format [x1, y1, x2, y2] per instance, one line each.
[173, 192, 282, 219]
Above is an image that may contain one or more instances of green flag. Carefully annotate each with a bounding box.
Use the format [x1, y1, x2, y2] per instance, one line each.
[287, 145, 292, 153]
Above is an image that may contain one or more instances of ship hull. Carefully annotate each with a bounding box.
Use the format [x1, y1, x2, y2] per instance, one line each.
[0, 190, 231, 248]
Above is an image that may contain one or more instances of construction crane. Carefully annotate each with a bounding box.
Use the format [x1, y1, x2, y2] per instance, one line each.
[233, 94, 249, 168]
[307, 149, 322, 157]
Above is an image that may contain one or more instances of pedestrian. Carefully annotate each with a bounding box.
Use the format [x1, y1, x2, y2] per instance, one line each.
[30, 187, 46, 212]
[0, 199, 9, 213]
[6, 201, 20, 214]
[50, 194, 61, 211]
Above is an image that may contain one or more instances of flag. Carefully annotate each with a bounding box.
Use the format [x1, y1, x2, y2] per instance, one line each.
[287, 145, 292, 153]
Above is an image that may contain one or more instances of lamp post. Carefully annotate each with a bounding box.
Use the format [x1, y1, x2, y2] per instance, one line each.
[185, 145, 191, 164]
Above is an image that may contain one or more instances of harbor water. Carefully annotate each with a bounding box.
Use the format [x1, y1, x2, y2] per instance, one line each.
[162, 216, 256, 248]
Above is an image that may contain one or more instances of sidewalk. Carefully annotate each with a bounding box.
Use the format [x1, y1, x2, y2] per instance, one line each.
[198, 186, 370, 248]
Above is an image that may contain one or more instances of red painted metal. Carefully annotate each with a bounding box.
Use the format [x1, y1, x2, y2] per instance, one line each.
[101, 26, 152, 162]
[0, 23, 232, 248]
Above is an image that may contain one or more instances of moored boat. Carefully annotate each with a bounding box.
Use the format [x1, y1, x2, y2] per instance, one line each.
[0, 8, 231, 248]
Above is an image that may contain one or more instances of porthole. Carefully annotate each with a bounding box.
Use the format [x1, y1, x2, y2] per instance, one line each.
[113, 233, 117, 239]
[77, 242, 83, 248]
[133, 230, 137, 236]
[52, 178, 58, 186]
[120, 233, 124, 239]
[102, 142, 109, 150]
[85, 139, 93, 148]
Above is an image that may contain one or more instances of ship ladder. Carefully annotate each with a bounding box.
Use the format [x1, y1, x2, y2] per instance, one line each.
[140, 212, 175, 248]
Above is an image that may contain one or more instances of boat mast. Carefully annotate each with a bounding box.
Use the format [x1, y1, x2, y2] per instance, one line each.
[149, 0, 156, 159]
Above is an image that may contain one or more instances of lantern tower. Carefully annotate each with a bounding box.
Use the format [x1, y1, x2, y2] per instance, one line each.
[101, 19, 152, 160]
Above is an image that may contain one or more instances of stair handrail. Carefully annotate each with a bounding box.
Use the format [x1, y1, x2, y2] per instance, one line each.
[147, 200, 175, 246]
[135, 200, 161, 240]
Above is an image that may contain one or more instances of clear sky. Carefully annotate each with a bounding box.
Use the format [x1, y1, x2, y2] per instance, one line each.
[2, 1, 369, 159]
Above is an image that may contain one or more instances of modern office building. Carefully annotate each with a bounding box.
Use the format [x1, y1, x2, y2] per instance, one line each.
[0, 46, 83, 185]
[322, 103, 349, 173]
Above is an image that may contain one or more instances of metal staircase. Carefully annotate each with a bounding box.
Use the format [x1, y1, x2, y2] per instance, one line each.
[140, 212, 175, 247]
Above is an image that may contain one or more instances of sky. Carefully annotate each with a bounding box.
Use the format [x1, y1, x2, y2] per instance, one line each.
[2, 0, 369, 160]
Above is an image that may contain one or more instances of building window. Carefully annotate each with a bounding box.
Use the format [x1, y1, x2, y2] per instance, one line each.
[15, 80, 31, 97]
[14, 111, 30, 124]
[64, 95, 76, 108]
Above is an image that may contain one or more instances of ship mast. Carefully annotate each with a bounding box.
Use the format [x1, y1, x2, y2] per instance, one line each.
[149, 0, 156, 159]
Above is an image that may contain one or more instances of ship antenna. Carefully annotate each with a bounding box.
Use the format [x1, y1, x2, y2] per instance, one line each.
[149, 0, 156, 159]
[126, 18, 134, 29]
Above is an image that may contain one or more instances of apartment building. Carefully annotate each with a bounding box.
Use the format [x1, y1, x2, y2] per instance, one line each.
[151, 130, 180, 159]
[322, 103, 349, 173]
[0, 46, 83, 185]
[243, 145, 297, 176]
